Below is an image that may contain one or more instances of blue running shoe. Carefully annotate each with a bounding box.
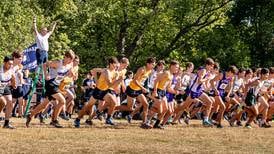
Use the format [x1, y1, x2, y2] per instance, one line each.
[126, 115, 132, 123]
[106, 118, 115, 125]
[203, 120, 213, 127]
[74, 118, 81, 128]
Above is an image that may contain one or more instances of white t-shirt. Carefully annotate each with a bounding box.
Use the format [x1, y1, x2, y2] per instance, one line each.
[13, 65, 23, 87]
[125, 78, 132, 87]
[180, 73, 192, 90]
[36, 33, 50, 51]
[260, 79, 272, 93]
[233, 76, 244, 92]
[0, 65, 14, 87]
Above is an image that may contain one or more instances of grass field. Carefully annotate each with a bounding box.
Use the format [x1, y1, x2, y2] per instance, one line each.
[0, 118, 273, 154]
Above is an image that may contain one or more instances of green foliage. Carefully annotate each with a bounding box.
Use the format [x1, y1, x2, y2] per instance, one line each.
[0, 0, 273, 75]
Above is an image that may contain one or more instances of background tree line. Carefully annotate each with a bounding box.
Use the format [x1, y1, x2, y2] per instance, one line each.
[0, 0, 273, 75]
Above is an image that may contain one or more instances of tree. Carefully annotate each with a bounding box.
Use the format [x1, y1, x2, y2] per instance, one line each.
[229, 0, 274, 67]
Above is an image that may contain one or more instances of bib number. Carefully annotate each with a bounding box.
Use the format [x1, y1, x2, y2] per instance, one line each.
[54, 75, 64, 85]
[0, 82, 6, 93]
[219, 83, 228, 89]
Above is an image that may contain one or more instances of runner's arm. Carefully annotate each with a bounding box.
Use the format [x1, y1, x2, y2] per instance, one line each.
[48, 21, 57, 36]
[132, 67, 147, 91]
[33, 17, 39, 36]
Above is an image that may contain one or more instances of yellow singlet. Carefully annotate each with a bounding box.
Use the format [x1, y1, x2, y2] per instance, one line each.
[157, 71, 172, 90]
[129, 67, 151, 91]
[97, 69, 115, 91]
[59, 76, 73, 94]
[109, 69, 127, 90]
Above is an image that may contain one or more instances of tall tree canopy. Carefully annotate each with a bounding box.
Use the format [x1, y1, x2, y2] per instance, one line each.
[0, 0, 273, 74]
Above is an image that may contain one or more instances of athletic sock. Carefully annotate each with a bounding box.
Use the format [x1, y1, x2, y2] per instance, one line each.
[204, 117, 209, 121]
[107, 114, 111, 120]
[4, 120, 9, 126]
[154, 119, 160, 127]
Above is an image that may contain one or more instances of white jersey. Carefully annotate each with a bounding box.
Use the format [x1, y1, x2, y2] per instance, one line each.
[49, 67, 58, 80]
[36, 33, 50, 51]
[124, 78, 132, 87]
[233, 76, 244, 92]
[0, 65, 14, 89]
[147, 70, 162, 89]
[52, 61, 71, 85]
[248, 77, 266, 96]
[260, 79, 272, 93]
[179, 73, 192, 91]
[202, 73, 216, 92]
[13, 65, 23, 87]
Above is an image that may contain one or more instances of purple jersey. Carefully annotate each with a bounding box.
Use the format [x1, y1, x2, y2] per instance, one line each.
[188, 68, 208, 99]
[217, 72, 231, 97]
[166, 76, 177, 102]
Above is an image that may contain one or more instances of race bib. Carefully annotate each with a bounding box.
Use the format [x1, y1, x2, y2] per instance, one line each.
[233, 84, 240, 91]
[219, 83, 228, 89]
[171, 84, 176, 89]
[54, 75, 64, 85]
[0, 82, 6, 93]
[86, 81, 92, 87]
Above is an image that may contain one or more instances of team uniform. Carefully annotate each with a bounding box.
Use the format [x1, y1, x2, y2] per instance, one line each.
[126, 67, 152, 98]
[0, 65, 13, 97]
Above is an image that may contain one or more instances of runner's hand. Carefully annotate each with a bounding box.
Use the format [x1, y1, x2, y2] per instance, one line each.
[225, 96, 230, 102]
[152, 91, 157, 98]
[142, 88, 148, 94]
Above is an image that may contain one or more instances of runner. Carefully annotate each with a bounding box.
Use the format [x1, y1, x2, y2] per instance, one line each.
[116, 57, 156, 126]
[74, 57, 123, 127]
[26, 50, 75, 128]
[210, 66, 238, 128]
[0, 56, 16, 129]
[11, 51, 24, 118]
[172, 58, 215, 126]
[146, 60, 180, 129]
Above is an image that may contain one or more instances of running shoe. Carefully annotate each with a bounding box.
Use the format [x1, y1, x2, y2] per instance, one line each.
[106, 118, 115, 126]
[126, 115, 132, 123]
[74, 118, 81, 128]
[85, 119, 93, 126]
[50, 120, 63, 128]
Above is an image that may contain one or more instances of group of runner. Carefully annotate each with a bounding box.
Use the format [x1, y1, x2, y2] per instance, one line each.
[0, 17, 273, 129]
[75, 57, 274, 129]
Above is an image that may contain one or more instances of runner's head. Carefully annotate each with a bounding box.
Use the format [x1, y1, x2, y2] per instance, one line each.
[108, 56, 119, 70]
[146, 57, 156, 70]
[226, 65, 238, 78]
[185, 62, 194, 73]
[169, 60, 180, 74]
[64, 50, 75, 64]
[238, 68, 246, 78]
[12, 50, 23, 65]
[245, 68, 253, 79]
[254, 68, 261, 78]
[205, 58, 215, 71]
[40, 27, 48, 36]
[120, 57, 129, 69]
[260, 68, 269, 80]
[126, 71, 134, 79]
[155, 60, 165, 71]
[3, 56, 13, 70]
